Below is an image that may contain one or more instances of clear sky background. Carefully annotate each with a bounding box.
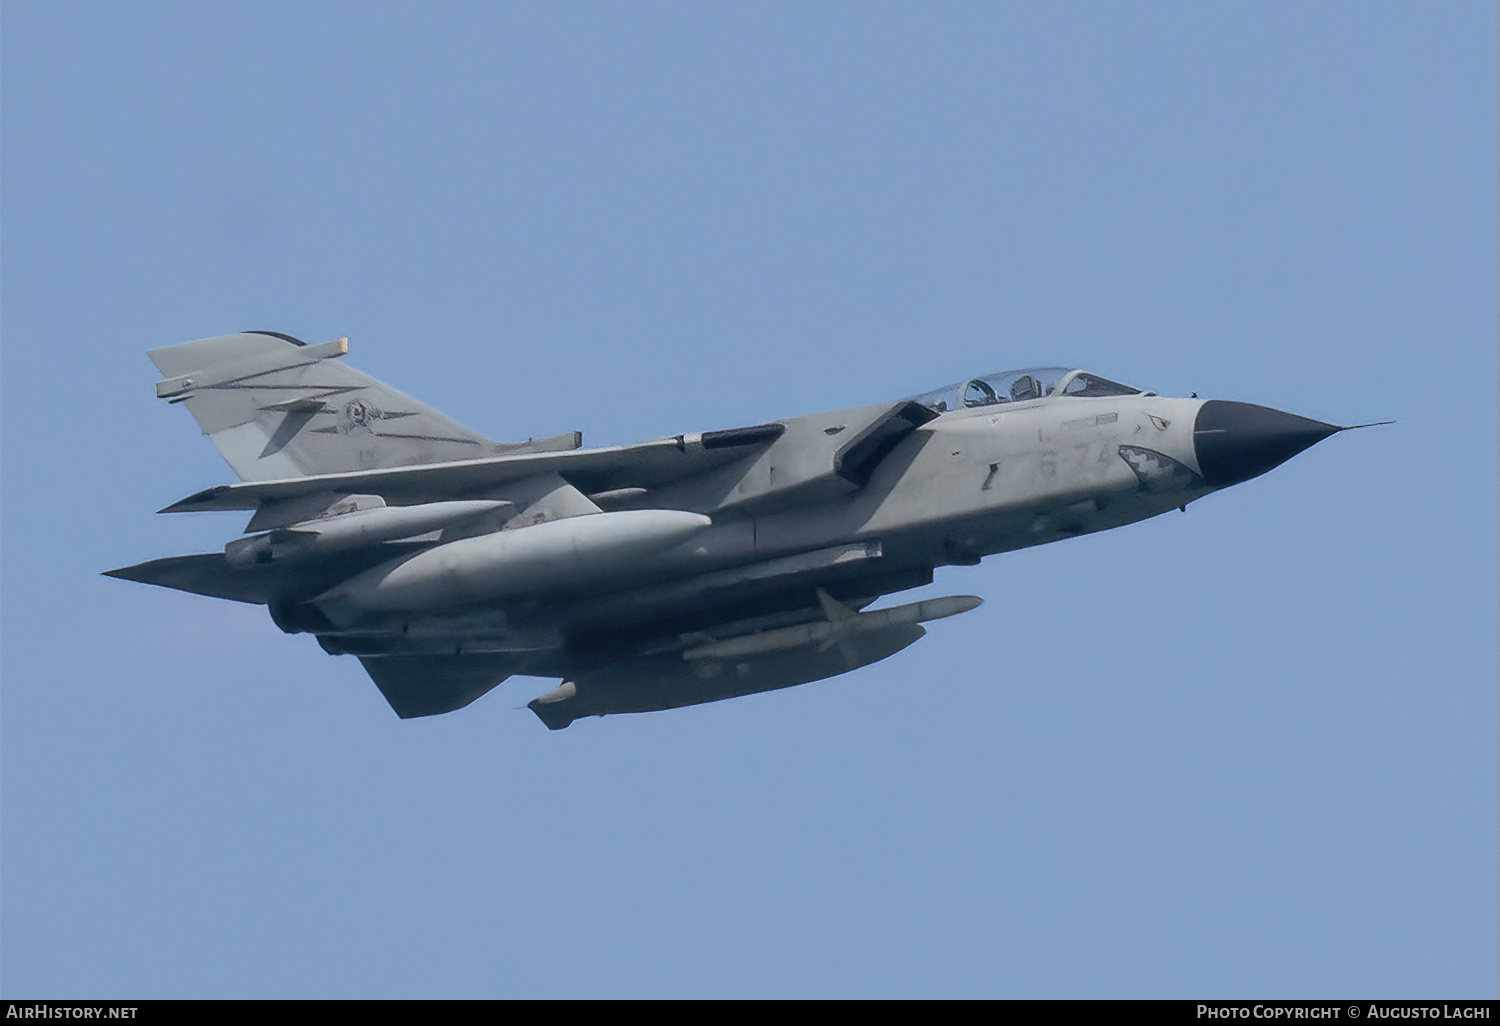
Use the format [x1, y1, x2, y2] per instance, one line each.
[2, 2, 1495, 999]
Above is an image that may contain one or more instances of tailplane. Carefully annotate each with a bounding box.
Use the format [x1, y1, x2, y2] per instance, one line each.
[149, 331, 579, 481]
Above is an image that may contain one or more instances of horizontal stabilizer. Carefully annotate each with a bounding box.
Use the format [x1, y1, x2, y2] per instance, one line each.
[103, 543, 430, 606]
[358, 654, 518, 718]
[104, 553, 279, 604]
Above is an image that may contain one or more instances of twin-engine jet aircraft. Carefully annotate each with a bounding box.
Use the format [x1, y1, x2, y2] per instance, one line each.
[107, 331, 1373, 729]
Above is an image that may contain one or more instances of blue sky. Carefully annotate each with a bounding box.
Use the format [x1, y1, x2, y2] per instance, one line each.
[2, 2, 1495, 998]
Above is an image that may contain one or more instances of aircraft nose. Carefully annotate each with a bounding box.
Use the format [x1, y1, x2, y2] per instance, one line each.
[1193, 400, 1339, 489]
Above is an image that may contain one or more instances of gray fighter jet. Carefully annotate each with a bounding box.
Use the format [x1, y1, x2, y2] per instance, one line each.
[107, 331, 1376, 728]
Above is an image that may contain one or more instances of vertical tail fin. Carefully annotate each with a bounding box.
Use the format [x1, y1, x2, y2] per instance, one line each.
[149, 331, 578, 481]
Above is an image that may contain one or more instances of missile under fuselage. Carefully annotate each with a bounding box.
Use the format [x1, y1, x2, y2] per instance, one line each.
[681, 594, 983, 661]
[312, 508, 714, 626]
[224, 499, 511, 567]
[529, 618, 933, 729]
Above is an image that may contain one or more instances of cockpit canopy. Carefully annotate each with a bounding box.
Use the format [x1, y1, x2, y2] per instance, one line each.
[912, 367, 1142, 414]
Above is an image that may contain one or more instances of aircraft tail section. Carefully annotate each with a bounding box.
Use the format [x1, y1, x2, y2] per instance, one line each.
[149, 331, 580, 481]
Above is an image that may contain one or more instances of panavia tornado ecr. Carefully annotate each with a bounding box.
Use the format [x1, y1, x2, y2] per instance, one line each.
[106, 331, 1382, 729]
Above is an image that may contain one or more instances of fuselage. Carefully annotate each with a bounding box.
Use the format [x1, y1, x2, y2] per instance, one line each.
[578, 393, 1205, 587]
[303, 387, 1277, 670]
[112, 334, 1352, 725]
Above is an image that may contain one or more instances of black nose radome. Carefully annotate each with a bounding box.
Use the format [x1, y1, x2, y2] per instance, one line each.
[1194, 400, 1339, 489]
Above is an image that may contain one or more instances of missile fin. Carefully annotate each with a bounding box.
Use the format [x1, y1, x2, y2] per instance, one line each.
[816, 588, 856, 621]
